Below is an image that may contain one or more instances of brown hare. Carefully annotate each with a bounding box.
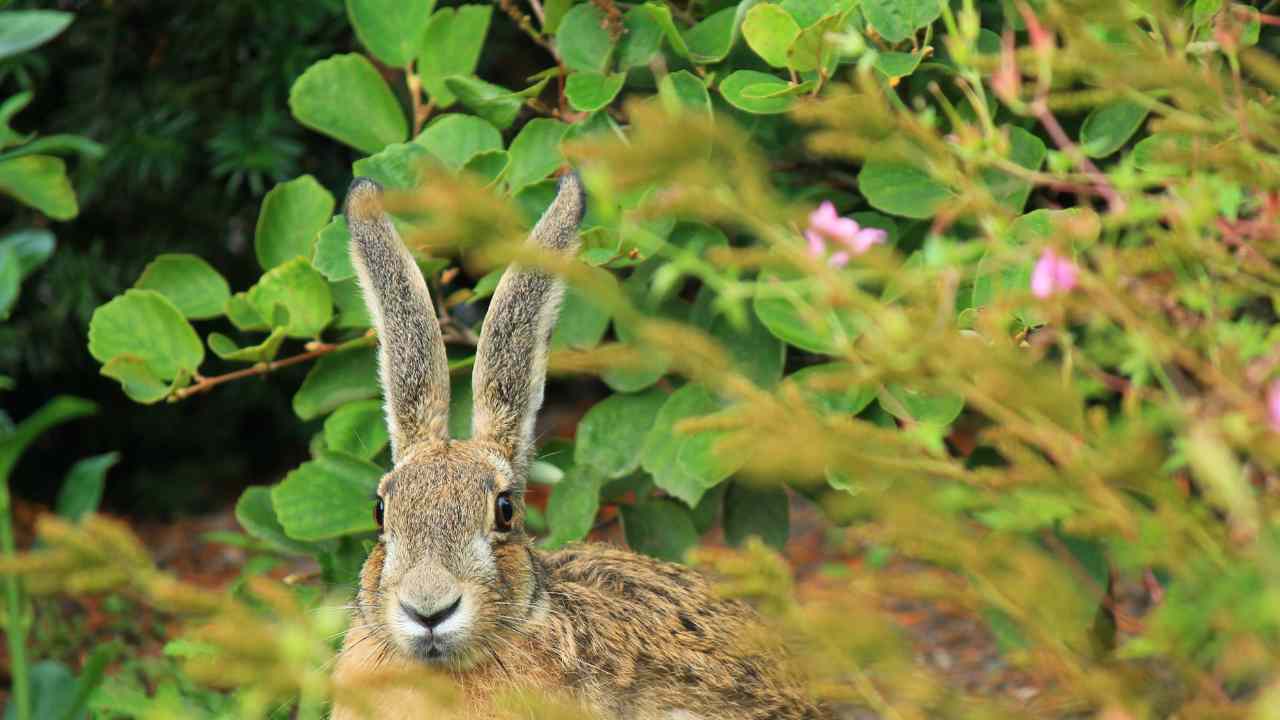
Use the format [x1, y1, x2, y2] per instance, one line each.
[331, 174, 826, 720]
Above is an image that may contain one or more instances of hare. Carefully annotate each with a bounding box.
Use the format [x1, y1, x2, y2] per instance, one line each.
[331, 174, 826, 720]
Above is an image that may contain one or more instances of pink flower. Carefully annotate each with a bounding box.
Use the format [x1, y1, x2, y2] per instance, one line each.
[805, 201, 887, 268]
[1031, 248, 1079, 298]
[1268, 380, 1280, 432]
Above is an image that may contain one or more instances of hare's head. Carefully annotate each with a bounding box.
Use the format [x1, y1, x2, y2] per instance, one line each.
[344, 173, 584, 668]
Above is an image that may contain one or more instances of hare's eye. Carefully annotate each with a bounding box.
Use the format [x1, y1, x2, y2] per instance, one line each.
[374, 498, 385, 529]
[494, 492, 515, 532]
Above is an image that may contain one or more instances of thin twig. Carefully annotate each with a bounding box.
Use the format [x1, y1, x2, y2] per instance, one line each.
[171, 336, 376, 401]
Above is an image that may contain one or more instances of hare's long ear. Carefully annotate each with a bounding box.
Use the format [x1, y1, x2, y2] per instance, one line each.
[346, 178, 451, 461]
[471, 172, 585, 469]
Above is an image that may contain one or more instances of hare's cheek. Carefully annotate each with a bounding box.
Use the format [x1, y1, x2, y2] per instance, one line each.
[462, 535, 497, 580]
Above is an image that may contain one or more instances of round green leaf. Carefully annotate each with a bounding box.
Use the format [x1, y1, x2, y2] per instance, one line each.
[254, 175, 335, 271]
[414, 114, 502, 171]
[352, 142, 432, 191]
[879, 384, 965, 426]
[719, 70, 795, 115]
[557, 3, 616, 73]
[707, 305, 786, 388]
[784, 363, 876, 416]
[235, 486, 318, 555]
[312, 214, 354, 282]
[324, 399, 390, 460]
[552, 280, 611, 350]
[786, 11, 844, 72]
[617, 6, 664, 69]
[331, 279, 373, 329]
[293, 346, 379, 421]
[743, 4, 802, 68]
[723, 481, 789, 550]
[505, 118, 569, 193]
[640, 383, 729, 507]
[862, 0, 942, 43]
[289, 53, 408, 154]
[56, 452, 119, 522]
[346, 0, 435, 67]
[0, 10, 74, 60]
[247, 258, 333, 339]
[543, 466, 602, 549]
[99, 355, 173, 405]
[621, 499, 699, 562]
[464, 150, 510, 185]
[207, 327, 288, 364]
[857, 160, 954, 219]
[89, 289, 204, 381]
[444, 76, 522, 130]
[0, 155, 77, 220]
[417, 5, 493, 107]
[753, 271, 860, 355]
[658, 70, 712, 116]
[272, 452, 384, 541]
[683, 7, 739, 63]
[576, 388, 669, 478]
[1080, 101, 1149, 158]
[133, 254, 231, 320]
[981, 126, 1046, 212]
[566, 72, 627, 112]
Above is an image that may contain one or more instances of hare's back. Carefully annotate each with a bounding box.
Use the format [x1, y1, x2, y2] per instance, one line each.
[538, 544, 825, 720]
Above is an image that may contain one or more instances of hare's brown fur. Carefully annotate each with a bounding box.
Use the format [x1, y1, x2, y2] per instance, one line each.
[331, 174, 825, 719]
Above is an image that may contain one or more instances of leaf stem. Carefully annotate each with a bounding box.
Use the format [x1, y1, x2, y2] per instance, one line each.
[170, 335, 376, 401]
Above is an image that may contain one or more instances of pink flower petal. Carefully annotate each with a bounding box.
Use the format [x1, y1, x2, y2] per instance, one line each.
[1031, 249, 1058, 299]
[827, 251, 850, 268]
[808, 201, 839, 231]
[1053, 258, 1079, 292]
[1268, 380, 1280, 432]
[805, 230, 826, 257]
[849, 227, 888, 254]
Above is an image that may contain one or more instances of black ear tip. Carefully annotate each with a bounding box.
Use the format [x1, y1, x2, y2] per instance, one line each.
[346, 177, 385, 221]
[558, 170, 587, 225]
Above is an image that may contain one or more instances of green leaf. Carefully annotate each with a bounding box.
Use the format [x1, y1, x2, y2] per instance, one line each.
[505, 118, 569, 193]
[0, 92, 33, 150]
[346, 0, 434, 67]
[719, 70, 795, 115]
[753, 271, 861, 355]
[207, 327, 287, 363]
[99, 356, 173, 404]
[414, 114, 502, 171]
[782, 0, 850, 27]
[981, 126, 1046, 212]
[234, 486, 317, 555]
[657, 70, 712, 116]
[862, 0, 942, 43]
[1080, 100, 1149, 158]
[543, 465, 601, 549]
[254, 175, 335, 271]
[743, 4, 801, 68]
[272, 452, 383, 541]
[621, 499, 699, 562]
[784, 363, 876, 416]
[723, 481, 789, 550]
[0, 229, 54, 279]
[786, 11, 844, 72]
[879, 385, 965, 426]
[0, 133, 105, 162]
[0, 11, 74, 60]
[0, 246, 18, 321]
[89, 290, 204, 381]
[552, 280, 611, 350]
[133, 254, 231, 321]
[707, 305, 785, 388]
[247, 258, 333, 339]
[312, 214, 355, 282]
[566, 72, 627, 112]
[55, 453, 119, 522]
[289, 54, 408, 154]
[448, 373, 474, 439]
[576, 389, 669, 478]
[331, 278, 373, 329]
[293, 347, 379, 421]
[874, 50, 925, 78]
[0, 154, 77, 220]
[352, 142, 432, 191]
[444, 76, 523, 130]
[683, 7, 739, 63]
[225, 292, 268, 332]
[857, 160, 953, 219]
[641, 384, 734, 507]
[416, 5, 492, 107]
[324, 399, 390, 460]
[557, 3, 616, 73]
[464, 150, 509, 185]
[617, 6, 664, 69]
[639, 2, 692, 59]
[0, 396, 96, 482]
[543, 0, 573, 33]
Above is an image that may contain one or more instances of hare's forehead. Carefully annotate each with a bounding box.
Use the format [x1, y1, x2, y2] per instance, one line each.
[378, 446, 515, 498]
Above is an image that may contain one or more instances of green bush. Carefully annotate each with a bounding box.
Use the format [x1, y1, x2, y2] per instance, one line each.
[5, 0, 1280, 717]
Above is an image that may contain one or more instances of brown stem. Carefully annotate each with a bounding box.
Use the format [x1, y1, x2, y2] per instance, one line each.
[170, 337, 375, 401]
[1031, 99, 1126, 215]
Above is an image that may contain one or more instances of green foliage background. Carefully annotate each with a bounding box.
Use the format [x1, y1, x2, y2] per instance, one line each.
[3, 0, 1280, 718]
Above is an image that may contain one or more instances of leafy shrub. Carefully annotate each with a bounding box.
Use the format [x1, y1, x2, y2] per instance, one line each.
[6, 0, 1280, 717]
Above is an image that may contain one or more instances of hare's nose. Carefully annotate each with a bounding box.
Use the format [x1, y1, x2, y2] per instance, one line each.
[402, 596, 461, 630]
